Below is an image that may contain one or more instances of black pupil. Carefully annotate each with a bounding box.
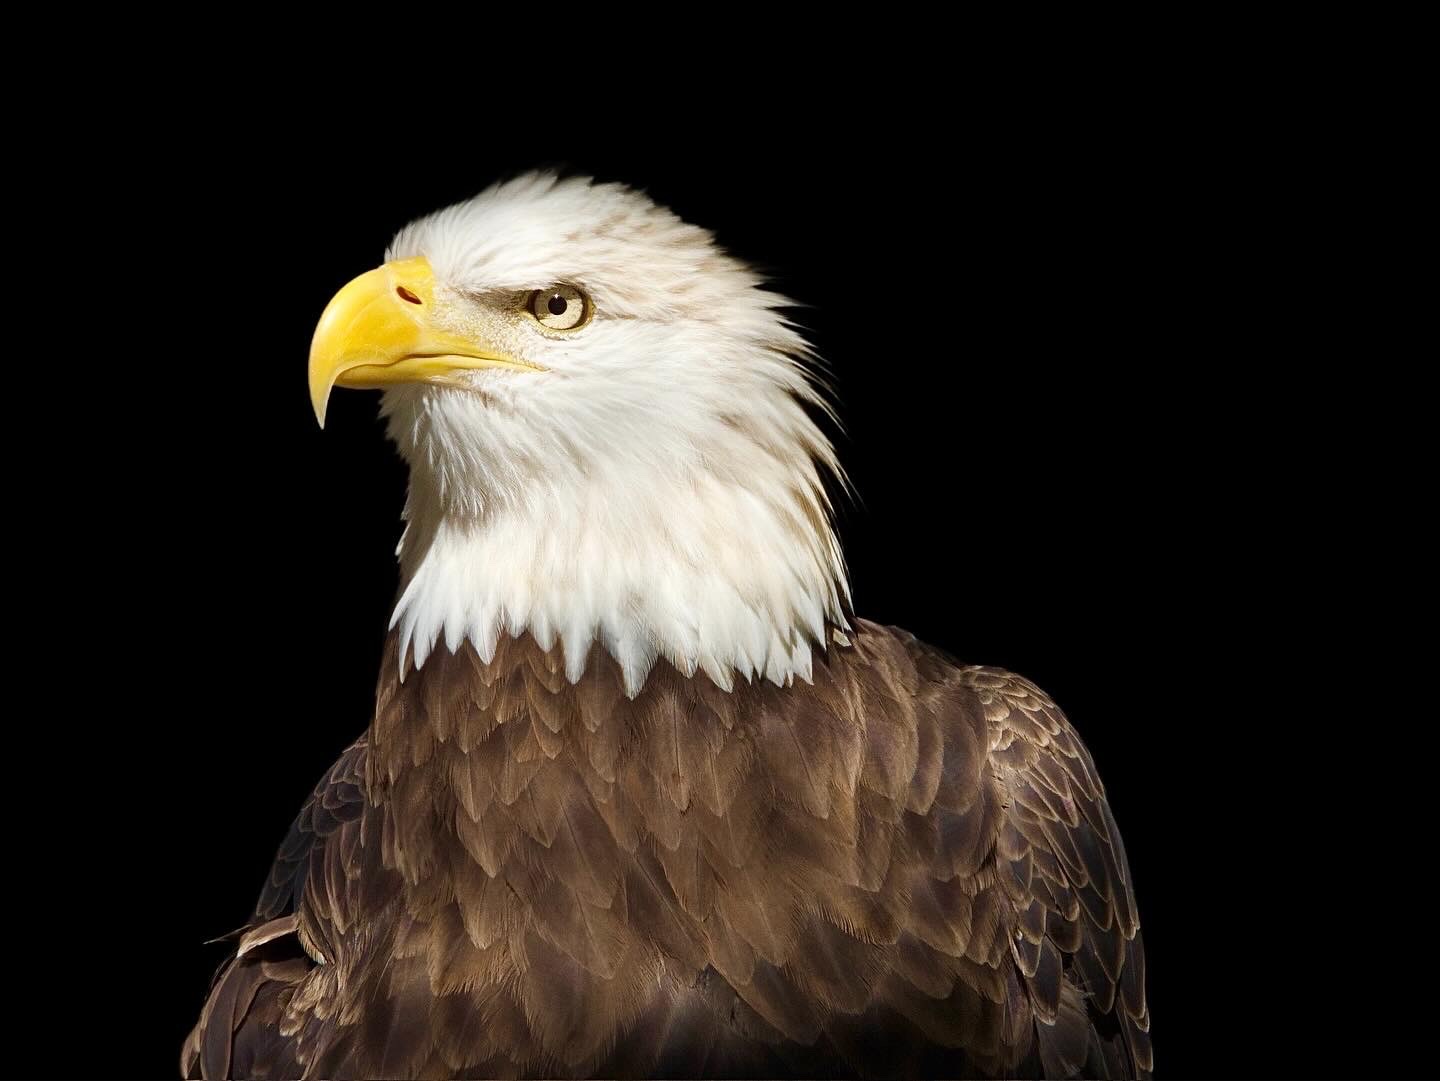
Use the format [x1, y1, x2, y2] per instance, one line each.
[547, 293, 568, 317]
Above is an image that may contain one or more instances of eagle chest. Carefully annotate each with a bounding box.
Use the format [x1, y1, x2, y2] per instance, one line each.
[310, 631, 989, 1073]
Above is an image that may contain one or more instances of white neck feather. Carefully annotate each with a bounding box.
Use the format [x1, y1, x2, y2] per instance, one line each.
[383, 384, 850, 698]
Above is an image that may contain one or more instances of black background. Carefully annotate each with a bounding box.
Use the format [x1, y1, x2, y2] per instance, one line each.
[10, 54, 1404, 1080]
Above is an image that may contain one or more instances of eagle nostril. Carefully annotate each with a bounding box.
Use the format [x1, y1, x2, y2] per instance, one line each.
[396, 286, 422, 305]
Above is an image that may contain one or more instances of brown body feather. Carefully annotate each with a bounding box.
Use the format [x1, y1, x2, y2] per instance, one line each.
[183, 620, 1150, 1078]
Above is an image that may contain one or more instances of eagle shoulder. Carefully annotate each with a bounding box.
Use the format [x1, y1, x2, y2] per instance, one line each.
[182, 740, 370, 1079]
[254, 738, 369, 924]
[856, 621, 1152, 1077]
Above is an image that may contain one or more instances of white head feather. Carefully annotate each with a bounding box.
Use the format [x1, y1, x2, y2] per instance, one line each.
[378, 173, 850, 696]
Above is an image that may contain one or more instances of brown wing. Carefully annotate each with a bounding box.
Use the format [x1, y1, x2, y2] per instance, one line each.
[721, 619, 1151, 1079]
[949, 656, 1152, 1077]
[181, 740, 369, 1079]
[253, 739, 369, 923]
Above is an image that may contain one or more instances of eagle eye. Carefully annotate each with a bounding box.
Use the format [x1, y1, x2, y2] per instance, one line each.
[527, 285, 591, 332]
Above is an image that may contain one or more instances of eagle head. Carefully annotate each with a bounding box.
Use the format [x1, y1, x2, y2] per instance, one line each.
[308, 173, 850, 695]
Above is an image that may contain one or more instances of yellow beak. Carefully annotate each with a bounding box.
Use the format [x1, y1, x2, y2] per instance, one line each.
[307, 256, 542, 427]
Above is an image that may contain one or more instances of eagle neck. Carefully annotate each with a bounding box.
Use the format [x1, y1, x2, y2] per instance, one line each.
[384, 431, 851, 699]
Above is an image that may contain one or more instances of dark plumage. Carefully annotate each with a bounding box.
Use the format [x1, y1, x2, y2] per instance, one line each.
[184, 620, 1149, 1078]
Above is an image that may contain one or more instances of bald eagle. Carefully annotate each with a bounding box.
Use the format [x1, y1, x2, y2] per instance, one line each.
[183, 174, 1150, 1079]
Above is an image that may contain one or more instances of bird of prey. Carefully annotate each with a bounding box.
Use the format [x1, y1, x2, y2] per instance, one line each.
[183, 173, 1150, 1079]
